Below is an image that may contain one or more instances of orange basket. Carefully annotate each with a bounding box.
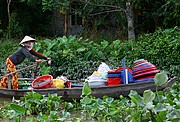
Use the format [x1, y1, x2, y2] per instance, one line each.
[32, 75, 54, 89]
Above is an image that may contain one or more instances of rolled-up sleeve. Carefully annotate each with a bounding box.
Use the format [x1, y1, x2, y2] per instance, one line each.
[30, 49, 47, 60]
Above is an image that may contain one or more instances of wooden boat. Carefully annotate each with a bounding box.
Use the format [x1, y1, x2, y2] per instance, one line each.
[0, 77, 178, 101]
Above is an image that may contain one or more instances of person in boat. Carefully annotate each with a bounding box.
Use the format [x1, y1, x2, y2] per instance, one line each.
[0, 35, 51, 89]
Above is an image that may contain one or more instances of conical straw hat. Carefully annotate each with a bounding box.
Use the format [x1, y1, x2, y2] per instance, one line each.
[19, 36, 36, 45]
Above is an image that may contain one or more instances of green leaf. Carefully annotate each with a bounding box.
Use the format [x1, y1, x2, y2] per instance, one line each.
[62, 111, 71, 118]
[80, 96, 93, 105]
[145, 102, 154, 109]
[41, 114, 48, 120]
[77, 47, 86, 52]
[143, 90, 155, 104]
[104, 97, 114, 104]
[40, 65, 51, 75]
[129, 90, 144, 107]
[98, 104, 106, 110]
[50, 111, 58, 119]
[106, 109, 121, 116]
[154, 103, 166, 112]
[10, 104, 25, 115]
[154, 72, 168, 86]
[167, 109, 180, 121]
[84, 51, 92, 60]
[155, 111, 166, 122]
[81, 81, 92, 97]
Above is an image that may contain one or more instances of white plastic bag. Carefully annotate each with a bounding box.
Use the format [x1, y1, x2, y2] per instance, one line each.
[85, 71, 106, 87]
[97, 62, 111, 80]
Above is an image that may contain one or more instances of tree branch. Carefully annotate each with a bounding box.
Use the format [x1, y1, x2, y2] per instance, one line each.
[90, 9, 124, 16]
[74, 0, 126, 13]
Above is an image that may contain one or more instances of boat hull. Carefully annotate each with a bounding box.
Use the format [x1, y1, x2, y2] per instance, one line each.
[0, 77, 178, 101]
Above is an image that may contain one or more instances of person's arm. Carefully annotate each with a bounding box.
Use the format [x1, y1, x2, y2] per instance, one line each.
[30, 49, 47, 60]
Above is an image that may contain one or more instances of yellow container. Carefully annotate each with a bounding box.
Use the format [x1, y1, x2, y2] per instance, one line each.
[53, 79, 65, 88]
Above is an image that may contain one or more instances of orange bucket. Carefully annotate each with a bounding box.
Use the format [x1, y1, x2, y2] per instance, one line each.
[32, 75, 54, 89]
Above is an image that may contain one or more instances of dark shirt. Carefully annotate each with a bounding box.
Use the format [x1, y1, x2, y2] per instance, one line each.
[9, 46, 47, 65]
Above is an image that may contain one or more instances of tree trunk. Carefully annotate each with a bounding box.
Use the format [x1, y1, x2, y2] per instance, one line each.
[126, 1, 135, 40]
[7, 0, 11, 39]
[64, 13, 68, 36]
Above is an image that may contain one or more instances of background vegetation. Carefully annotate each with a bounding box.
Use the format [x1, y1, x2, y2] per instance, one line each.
[0, 27, 179, 80]
[0, 0, 179, 79]
[0, 0, 179, 40]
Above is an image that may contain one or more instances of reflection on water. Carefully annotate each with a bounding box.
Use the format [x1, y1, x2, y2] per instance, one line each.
[0, 119, 16, 122]
[0, 97, 13, 103]
[71, 110, 98, 122]
[0, 116, 34, 122]
[0, 112, 98, 122]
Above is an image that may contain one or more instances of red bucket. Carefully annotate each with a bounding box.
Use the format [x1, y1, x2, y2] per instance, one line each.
[32, 75, 54, 89]
[107, 77, 122, 86]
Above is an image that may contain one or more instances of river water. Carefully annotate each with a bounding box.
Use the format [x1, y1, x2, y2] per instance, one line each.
[0, 97, 12, 103]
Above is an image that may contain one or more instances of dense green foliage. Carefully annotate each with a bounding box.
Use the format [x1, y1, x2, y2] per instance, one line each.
[0, 0, 179, 39]
[135, 27, 180, 76]
[0, 27, 179, 79]
[36, 27, 180, 79]
[0, 0, 53, 38]
[0, 39, 18, 75]
[0, 73, 179, 121]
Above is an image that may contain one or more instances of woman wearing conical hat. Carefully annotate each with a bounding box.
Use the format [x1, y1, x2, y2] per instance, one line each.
[0, 36, 51, 89]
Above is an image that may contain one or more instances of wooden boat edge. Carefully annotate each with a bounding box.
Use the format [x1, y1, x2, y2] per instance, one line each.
[0, 77, 178, 101]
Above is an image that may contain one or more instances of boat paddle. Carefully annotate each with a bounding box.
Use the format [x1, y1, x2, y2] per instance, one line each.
[0, 59, 50, 79]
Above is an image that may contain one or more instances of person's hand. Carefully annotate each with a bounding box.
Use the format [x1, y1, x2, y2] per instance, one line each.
[47, 58, 52, 65]
[47, 58, 51, 61]
[36, 59, 42, 64]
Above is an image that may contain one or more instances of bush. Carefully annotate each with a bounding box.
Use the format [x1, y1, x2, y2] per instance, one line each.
[0, 27, 179, 80]
[135, 27, 180, 76]
[34, 27, 179, 79]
